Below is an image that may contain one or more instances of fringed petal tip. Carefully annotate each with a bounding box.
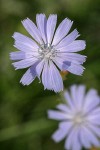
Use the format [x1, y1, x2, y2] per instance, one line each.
[83, 40, 86, 48]
[12, 32, 17, 39]
[20, 79, 29, 86]
[9, 53, 12, 60]
[12, 63, 18, 70]
[44, 87, 63, 93]
[36, 13, 45, 16]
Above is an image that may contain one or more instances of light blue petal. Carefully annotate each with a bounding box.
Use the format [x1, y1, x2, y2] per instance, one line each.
[71, 130, 81, 150]
[52, 121, 73, 142]
[48, 110, 71, 120]
[36, 14, 47, 44]
[49, 61, 63, 92]
[10, 51, 25, 60]
[83, 89, 100, 114]
[12, 58, 38, 70]
[87, 123, 100, 137]
[36, 60, 45, 79]
[52, 18, 73, 45]
[70, 85, 86, 110]
[80, 127, 91, 148]
[10, 51, 36, 61]
[70, 85, 77, 105]
[57, 40, 86, 53]
[54, 54, 86, 75]
[67, 63, 85, 75]
[42, 61, 63, 92]
[64, 91, 75, 111]
[58, 53, 86, 65]
[13, 32, 38, 52]
[59, 121, 73, 130]
[65, 128, 81, 150]
[52, 127, 67, 142]
[20, 63, 38, 85]
[87, 111, 100, 125]
[42, 60, 52, 90]
[52, 57, 71, 71]
[76, 85, 86, 109]
[22, 18, 43, 44]
[56, 104, 71, 113]
[55, 29, 79, 49]
[81, 126, 100, 147]
[47, 14, 57, 44]
[90, 107, 100, 115]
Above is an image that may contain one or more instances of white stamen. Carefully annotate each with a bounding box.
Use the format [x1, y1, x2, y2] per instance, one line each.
[38, 44, 57, 60]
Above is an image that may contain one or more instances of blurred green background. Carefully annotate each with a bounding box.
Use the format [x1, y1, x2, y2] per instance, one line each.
[0, 0, 100, 149]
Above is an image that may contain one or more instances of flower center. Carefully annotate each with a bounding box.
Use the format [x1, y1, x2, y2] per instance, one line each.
[73, 112, 86, 126]
[38, 44, 57, 60]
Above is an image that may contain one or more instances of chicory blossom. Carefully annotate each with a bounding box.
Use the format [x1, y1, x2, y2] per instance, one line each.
[10, 14, 86, 92]
[48, 85, 100, 150]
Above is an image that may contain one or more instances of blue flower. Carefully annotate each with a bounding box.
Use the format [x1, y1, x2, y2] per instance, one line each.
[48, 85, 100, 150]
[10, 14, 86, 92]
